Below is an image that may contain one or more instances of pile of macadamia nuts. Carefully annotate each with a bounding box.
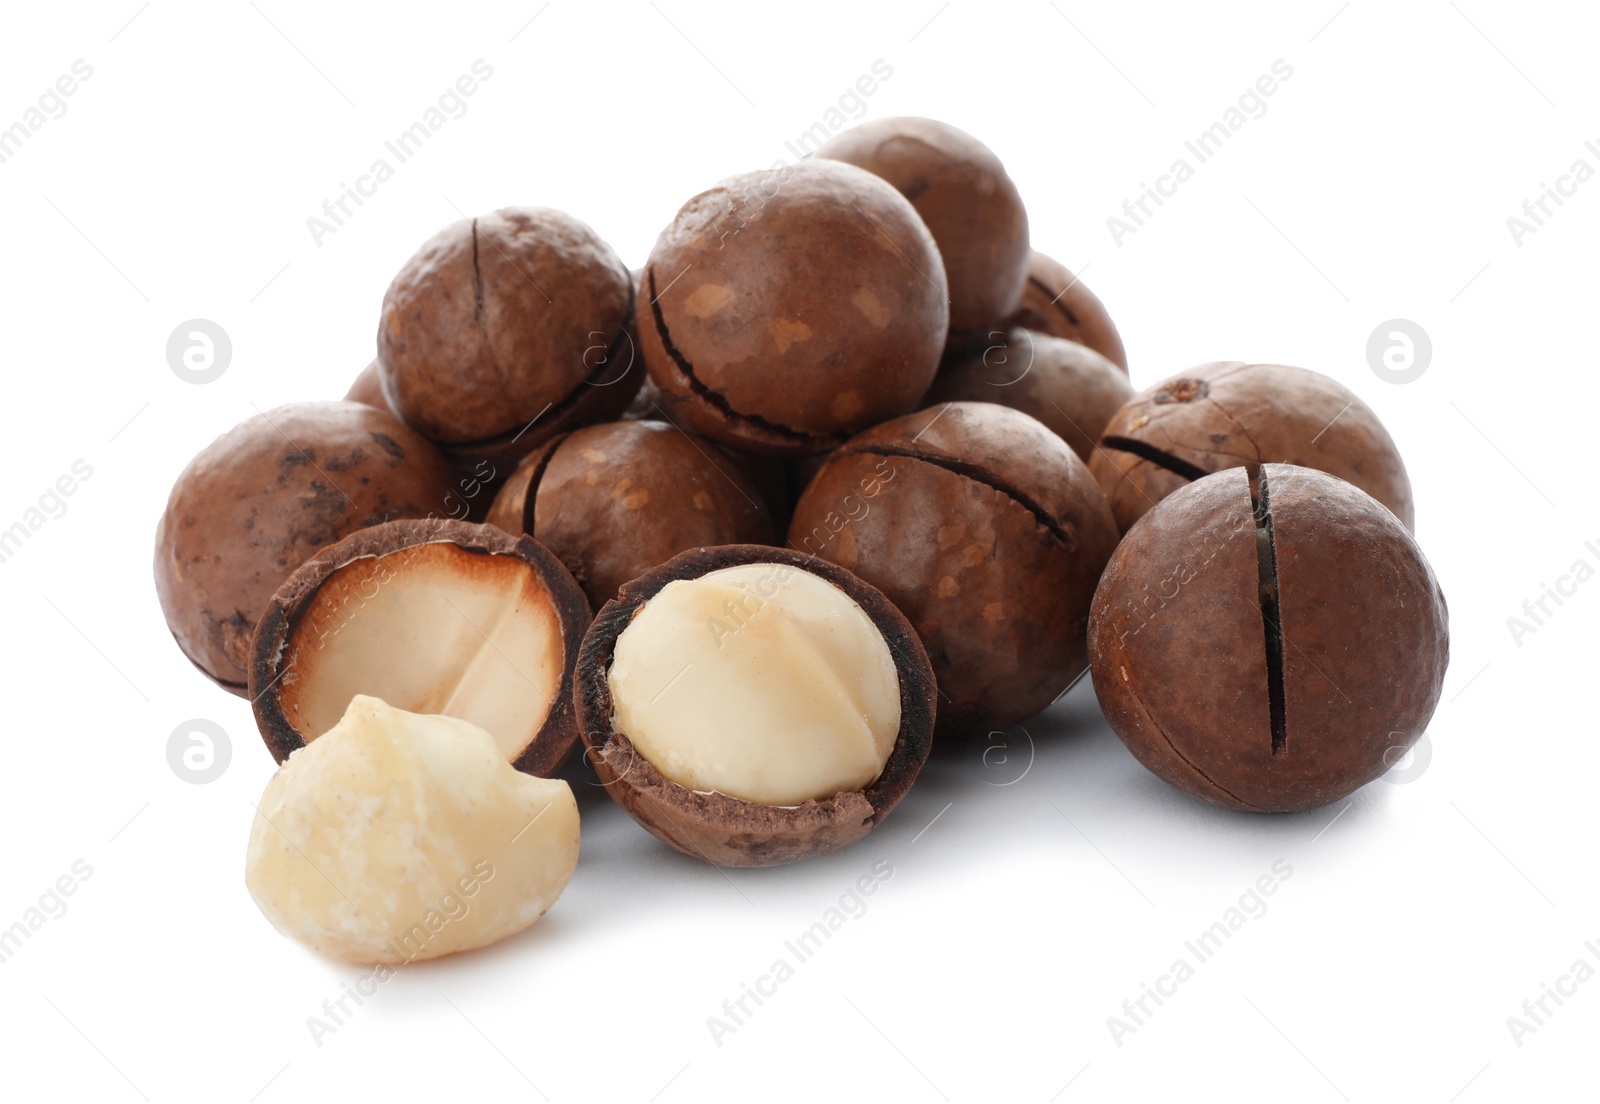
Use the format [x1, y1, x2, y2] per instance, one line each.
[155, 116, 1448, 966]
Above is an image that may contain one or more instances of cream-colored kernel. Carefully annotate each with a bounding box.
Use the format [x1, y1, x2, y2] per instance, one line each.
[245, 696, 579, 964]
[607, 563, 900, 805]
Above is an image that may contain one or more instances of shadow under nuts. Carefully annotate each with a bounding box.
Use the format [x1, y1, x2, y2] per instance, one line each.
[1090, 362, 1414, 535]
[788, 401, 1119, 740]
[1088, 464, 1448, 813]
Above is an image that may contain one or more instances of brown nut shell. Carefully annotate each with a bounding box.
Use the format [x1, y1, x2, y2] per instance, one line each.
[575, 545, 937, 867]
[1089, 362, 1415, 535]
[816, 116, 1029, 339]
[1005, 250, 1128, 372]
[154, 401, 456, 695]
[377, 207, 638, 451]
[250, 518, 591, 777]
[924, 328, 1134, 462]
[484, 420, 774, 608]
[637, 159, 948, 454]
[344, 360, 387, 408]
[787, 402, 1119, 739]
[1088, 465, 1448, 813]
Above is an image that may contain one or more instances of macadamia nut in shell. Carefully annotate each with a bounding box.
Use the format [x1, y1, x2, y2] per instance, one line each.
[154, 401, 455, 694]
[608, 563, 902, 805]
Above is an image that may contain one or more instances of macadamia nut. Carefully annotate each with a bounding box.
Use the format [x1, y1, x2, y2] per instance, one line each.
[245, 695, 579, 964]
[607, 563, 901, 805]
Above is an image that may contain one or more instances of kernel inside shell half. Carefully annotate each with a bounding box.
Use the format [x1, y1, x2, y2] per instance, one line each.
[250, 518, 591, 776]
[575, 544, 936, 868]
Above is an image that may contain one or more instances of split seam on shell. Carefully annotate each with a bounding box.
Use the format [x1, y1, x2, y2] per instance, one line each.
[1249, 467, 1288, 757]
[835, 442, 1080, 554]
[645, 267, 823, 446]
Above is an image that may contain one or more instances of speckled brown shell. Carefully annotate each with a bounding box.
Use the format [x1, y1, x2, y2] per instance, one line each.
[817, 116, 1029, 339]
[924, 328, 1134, 461]
[637, 159, 948, 454]
[1088, 465, 1448, 813]
[1005, 251, 1128, 373]
[787, 402, 1119, 739]
[1089, 362, 1415, 535]
[250, 518, 591, 777]
[575, 545, 937, 867]
[484, 420, 774, 608]
[153, 401, 456, 695]
[377, 207, 638, 451]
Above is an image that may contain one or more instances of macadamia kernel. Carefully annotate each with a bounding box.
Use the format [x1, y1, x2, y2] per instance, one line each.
[245, 695, 579, 964]
[607, 563, 901, 805]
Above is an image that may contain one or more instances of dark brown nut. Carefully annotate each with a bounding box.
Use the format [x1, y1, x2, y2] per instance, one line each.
[1088, 465, 1448, 813]
[484, 420, 773, 607]
[251, 518, 590, 777]
[924, 327, 1134, 462]
[816, 116, 1028, 341]
[1090, 362, 1415, 535]
[1005, 250, 1128, 373]
[637, 159, 948, 455]
[154, 401, 455, 695]
[575, 545, 936, 867]
[787, 402, 1119, 739]
[377, 206, 640, 457]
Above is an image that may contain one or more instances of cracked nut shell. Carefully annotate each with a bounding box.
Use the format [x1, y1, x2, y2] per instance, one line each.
[154, 401, 455, 695]
[787, 401, 1119, 739]
[250, 518, 591, 777]
[484, 420, 774, 608]
[817, 116, 1029, 342]
[377, 207, 639, 456]
[1004, 250, 1128, 373]
[637, 159, 948, 455]
[1089, 362, 1414, 535]
[1088, 464, 1448, 813]
[575, 545, 937, 867]
[923, 327, 1134, 462]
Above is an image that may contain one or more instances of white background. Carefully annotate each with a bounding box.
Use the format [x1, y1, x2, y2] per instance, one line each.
[0, 1, 1595, 1101]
